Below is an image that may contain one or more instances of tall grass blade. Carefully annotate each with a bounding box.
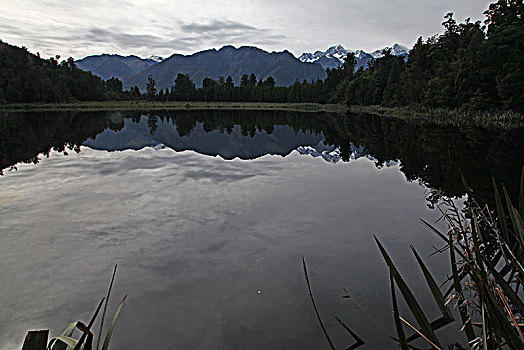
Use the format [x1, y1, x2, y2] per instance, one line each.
[420, 219, 464, 258]
[49, 336, 78, 349]
[405, 317, 453, 343]
[410, 246, 454, 321]
[303, 257, 336, 350]
[481, 255, 524, 315]
[51, 322, 87, 350]
[399, 317, 441, 350]
[448, 232, 476, 342]
[495, 288, 524, 342]
[374, 236, 441, 347]
[481, 301, 487, 350]
[389, 272, 409, 350]
[503, 185, 524, 248]
[332, 315, 365, 350]
[519, 165, 524, 218]
[96, 265, 117, 350]
[101, 295, 127, 350]
[493, 178, 510, 242]
[72, 298, 104, 350]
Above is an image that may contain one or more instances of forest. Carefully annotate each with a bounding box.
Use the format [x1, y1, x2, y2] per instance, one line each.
[0, 0, 522, 112]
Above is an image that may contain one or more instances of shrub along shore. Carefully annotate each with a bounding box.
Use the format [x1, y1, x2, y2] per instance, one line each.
[2, 101, 523, 130]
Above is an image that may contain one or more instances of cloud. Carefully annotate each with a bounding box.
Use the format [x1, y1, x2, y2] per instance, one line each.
[1, 0, 494, 59]
[181, 19, 258, 33]
[0, 21, 23, 36]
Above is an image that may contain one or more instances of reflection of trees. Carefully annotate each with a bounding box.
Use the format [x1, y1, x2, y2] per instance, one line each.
[0, 111, 119, 174]
[337, 113, 524, 207]
[2, 109, 522, 210]
[129, 110, 522, 207]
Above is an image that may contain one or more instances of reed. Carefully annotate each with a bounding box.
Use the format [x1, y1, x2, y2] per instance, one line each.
[21, 265, 126, 350]
[305, 166, 524, 349]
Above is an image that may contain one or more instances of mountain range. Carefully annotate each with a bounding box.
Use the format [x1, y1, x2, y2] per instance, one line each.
[75, 54, 160, 81]
[75, 43, 409, 91]
[83, 116, 324, 160]
[298, 43, 409, 70]
[77, 46, 327, 91]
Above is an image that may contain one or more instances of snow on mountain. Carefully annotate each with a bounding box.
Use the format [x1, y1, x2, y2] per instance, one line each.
[299, 43, 410, 70]
[148, 55, 164, 63]
[298, 44, 349, 69]
[371, 43, 409, 59]
[296, 141, 400, 166]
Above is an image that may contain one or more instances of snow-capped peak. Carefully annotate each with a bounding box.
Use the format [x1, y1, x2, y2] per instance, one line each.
[391, 43, 409, 56]
[371, 43, 409, 58]
[299, 43, 409, 70]
[148, 55, 164, 63]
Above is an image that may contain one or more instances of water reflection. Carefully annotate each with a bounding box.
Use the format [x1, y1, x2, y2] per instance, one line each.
[2, 110, 522, 207]
[1, 109, 523, 349]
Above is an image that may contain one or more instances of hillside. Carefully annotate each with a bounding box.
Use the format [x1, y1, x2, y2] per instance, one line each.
[0, 41, 116, 103]
[75, 54, 158, 81]
[123, 46, 327, 91]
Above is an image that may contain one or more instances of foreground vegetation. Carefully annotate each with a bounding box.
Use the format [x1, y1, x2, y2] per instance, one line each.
[22, 266, 125, 350]
[305, 169, 524, 349]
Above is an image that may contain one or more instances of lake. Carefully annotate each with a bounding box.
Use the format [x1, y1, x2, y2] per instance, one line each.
[1, 110, 523, 349]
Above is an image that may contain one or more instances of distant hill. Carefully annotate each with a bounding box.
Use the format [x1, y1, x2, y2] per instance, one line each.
[75, 54, 159, 81]
[123, 46, 327, 91]
[299, 43, 409, 70]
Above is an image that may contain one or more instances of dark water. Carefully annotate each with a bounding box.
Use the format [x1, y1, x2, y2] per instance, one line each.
[1, 110, 523, 349]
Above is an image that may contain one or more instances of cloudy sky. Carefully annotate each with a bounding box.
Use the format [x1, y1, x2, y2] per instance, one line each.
[1, 0, 494, 59]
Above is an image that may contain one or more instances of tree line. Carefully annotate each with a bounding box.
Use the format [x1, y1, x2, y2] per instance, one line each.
[330, 0, 524, 111]
[142, 72, 328, 103]
[0, 41, 132, 103]
[0, 1, 522, 111]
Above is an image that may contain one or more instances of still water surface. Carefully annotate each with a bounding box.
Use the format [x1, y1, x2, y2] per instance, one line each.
[1, 110, 522, 349]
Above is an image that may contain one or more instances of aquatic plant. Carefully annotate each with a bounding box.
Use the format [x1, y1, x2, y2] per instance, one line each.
[305, 167, 524, 349]
[21, 266, 126, 350]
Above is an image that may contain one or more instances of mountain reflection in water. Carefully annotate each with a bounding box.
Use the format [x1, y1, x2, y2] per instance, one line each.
[1, 109, 523, 349]
[2, 109, 522, 207]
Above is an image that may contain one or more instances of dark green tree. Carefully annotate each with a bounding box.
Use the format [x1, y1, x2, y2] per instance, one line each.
[146, 75, 157, 100]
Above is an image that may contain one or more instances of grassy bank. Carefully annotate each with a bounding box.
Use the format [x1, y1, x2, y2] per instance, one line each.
[0, 101, 346, 113]
[2, 101, 523, 129]
[351, 105, 524, 130]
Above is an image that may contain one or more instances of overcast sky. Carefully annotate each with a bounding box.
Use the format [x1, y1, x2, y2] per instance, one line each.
[1, 0, 494, 59]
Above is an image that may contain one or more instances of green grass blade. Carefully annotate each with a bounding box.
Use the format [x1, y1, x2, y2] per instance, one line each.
[332, 315, 365, 350]
[96, 265, 117, 350]
[389, 272, 409, 350]
[410, 246, 454, 321]
[420, 219, 465, 259]
[519, 165, 524, 218]
[375, 236, 441, 347]
[493, 178, 509, 242]
[303, 257, 336, 350]
[481, 255, 524, 315]
[406, 317, 453, 343]
[503, 185, 524, 248]
[478, 281, 522, 349]
[101, 295, 127, 350]
[51, 322, 82, 350]
[448, 232, 476, 342]
[49, 336, 78, 349]
[481, 301, 487, 350]
[73, 298, 104, 350]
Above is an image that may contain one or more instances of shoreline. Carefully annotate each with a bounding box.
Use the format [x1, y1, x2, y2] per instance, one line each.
[0, 101, 347, 113]
[1, 101, 522, 129]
